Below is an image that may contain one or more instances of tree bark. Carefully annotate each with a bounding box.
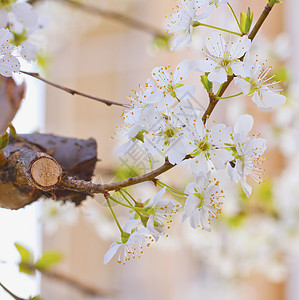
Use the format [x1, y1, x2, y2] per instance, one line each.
[0, 134, 97, 210]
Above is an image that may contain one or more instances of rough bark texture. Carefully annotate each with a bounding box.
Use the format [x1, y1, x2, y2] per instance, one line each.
[0, 134, 97, 209]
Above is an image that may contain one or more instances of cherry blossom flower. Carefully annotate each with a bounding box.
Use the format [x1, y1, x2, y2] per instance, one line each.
[186, 119, 233, 176]
[0, 28, 20, 77]
[182, 175, 224, 231]
[149, 61, 196, 111]
[228, 114, 267, 197]
[104, 220, 154, 265]
[234, 62, 286, 110]
[145, 188, 181, 240]
[166, 0, 206, 50]
[197, 33, 251, 84]
[146, 102, 201, 164]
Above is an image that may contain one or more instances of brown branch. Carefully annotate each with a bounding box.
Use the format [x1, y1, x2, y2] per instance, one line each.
[202, 2, 275, 124]
[0, 282, 26, 300]
[60, 156, 187, 194]
[32, 0, 163, 38]
[20, 71, 128, 108]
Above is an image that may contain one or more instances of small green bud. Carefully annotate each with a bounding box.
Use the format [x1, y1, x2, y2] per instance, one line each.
[240, 8, 253, 34]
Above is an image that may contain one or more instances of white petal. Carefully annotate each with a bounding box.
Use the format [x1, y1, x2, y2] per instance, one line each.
[12, 3, 38, 28]
[205, 33, 225, 58]
[175, 85, 195, 101]
[208, 68, 227, 84]
[0, 54, 20, 77]
[104, 243, 122, 264]
[234, 114, 254, 143]
[0, 9, 8, 28]
[196, 59, 217, 72]
[234, 77, 251, 95]
[261, 90, 286, 109]
[171, 30, 189, 51]
[210, 149, 233, 170]
[240, 176, 252, 197]
[21, 41, 38, 61]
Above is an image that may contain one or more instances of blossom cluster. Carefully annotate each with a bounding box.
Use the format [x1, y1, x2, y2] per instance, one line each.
[105, 2, 287, 264]
[0, 0, 43, 77]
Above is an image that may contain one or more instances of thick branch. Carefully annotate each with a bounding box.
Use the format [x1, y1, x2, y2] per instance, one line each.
[20, 71, 127, 108]
[0, 134, 97, 209]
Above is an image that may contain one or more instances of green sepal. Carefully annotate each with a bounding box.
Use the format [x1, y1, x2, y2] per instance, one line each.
[140, 215, 149, 227]
[121, 232, 130, 244]
[0, 132, 9, 150]
[29, 296, 42, 300]
[226, 67, 233, 76]
[147, 208, 155, 215]
[12, 29, 27, 46]
[200, 73, 213, 94]
[240, 8, 253, 34]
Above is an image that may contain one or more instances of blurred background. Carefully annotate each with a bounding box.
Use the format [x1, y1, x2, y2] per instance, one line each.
[1, 0, 299, 299]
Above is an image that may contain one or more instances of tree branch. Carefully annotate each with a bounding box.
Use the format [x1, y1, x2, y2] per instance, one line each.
[0, 282, 26, 300]
[60, 156, 191, 194]
[31, 0, 164, 38]
[20, 71, 128, 108]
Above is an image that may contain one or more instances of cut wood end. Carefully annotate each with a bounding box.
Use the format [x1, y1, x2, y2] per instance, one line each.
[31, 157, 62, 189]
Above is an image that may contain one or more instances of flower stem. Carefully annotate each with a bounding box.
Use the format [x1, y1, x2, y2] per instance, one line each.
[106, 197, 124, 234]
[119, 190, 145, 218]
[197, 22, 242, 36]
[157, 181, 187, 197]
[227, 3, 242, 33]
[216, 92, 243, 100]
[148, 156, 153, 172]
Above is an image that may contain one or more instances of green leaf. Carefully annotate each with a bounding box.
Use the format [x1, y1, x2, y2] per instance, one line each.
[0, 132, 9, 150]
[29, 296, 42, 300]
[200, 74, 213, 94]
[14, 243, 34, 264]
[15, 243, 35, 275]
[35, 252, 62, 271]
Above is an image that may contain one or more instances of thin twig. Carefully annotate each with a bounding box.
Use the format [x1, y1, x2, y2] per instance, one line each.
[0, 282, 26, 300]
[40, 269, 108, 298]
[32, 0, 163, 38]
[20, 71, 128, 108]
